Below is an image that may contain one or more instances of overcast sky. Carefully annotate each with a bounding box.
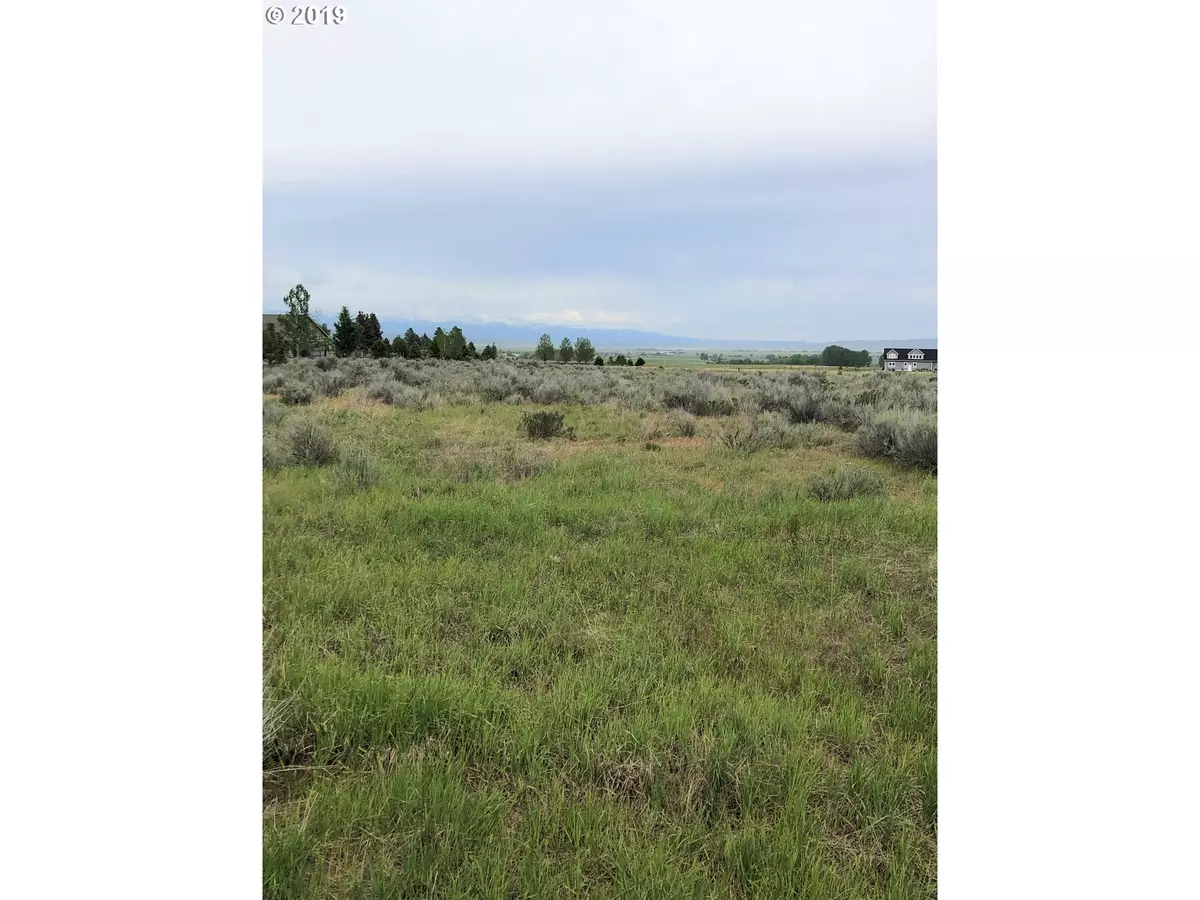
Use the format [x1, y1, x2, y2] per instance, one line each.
[264, 1, 935, 340]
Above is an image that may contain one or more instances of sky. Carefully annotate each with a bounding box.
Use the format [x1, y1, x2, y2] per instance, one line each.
[264, 1, 935, 341]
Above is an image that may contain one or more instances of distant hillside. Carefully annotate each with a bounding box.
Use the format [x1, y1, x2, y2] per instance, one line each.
[288, 312, 935, 353]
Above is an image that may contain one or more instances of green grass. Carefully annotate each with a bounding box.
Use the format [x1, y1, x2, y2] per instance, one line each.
[264, 389, 936, 899]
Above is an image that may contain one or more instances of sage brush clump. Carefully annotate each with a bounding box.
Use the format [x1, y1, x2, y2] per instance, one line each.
[522, 410, 570, 440]
[855, 412, 938, 473]
[285, 420, 338, 466]
[807, 466, 886, 502]
[334, 449, 382, 492]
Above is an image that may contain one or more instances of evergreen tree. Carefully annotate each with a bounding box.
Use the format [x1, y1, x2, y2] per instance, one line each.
[481, 343, 499, 360]
[446, 326, 468, 360]
[593, 355, 604, 366]
[419, 333, 433, 357]
[392, 335, 409, 359]
[635, 357, 646, 367]
[263, 323, 289, 365]
[558, 338, 575, 363]
[367, 313, 384, 347]
[430, 327, 446, 359]
[332, 306, 360, 357]
[573, 337, 595, 364]
[535, 334, 556, 361]
[466, 341, 479, 360]
[354, 312, 372, 353]
[280, 284, 313, 357]
[613, 354, 628, 366]
[402, 328, 420, 358]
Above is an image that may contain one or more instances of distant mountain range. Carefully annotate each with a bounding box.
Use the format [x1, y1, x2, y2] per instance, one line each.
[289, 312, 935, 353]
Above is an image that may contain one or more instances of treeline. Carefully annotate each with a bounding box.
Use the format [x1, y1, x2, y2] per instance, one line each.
[701, 345, 874, 367]
[328, 306, 500, 361]
[528, 334, 645, 366]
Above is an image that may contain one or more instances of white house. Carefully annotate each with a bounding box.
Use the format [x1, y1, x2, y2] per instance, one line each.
[881, 348, 937, 372]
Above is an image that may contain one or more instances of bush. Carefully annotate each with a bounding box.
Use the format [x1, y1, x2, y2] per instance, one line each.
[278, 380, 315, 406]
[855, 412, 938, 474]
[898, 421, 938, 473]
[640, 418, 664, 442]
[334, 449, 381, 492]
[718, 415, 796, 453]
[522, 410, 570, 440]
[791, 422, 840, 448]
[807, 466, 886, 502]
[262, 372, 288, 394]
[318, 370, 353, 398]
[662, 383, 737, 417]
[285, 420, 338, 466]
[666, 410, 697, 437]
[314, 356, 337, 371]
[263, 401, 286, 428]
[263, 434, 288, 470]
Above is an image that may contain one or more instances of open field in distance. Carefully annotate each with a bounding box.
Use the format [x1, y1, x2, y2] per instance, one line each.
[264, 359, 937, 899]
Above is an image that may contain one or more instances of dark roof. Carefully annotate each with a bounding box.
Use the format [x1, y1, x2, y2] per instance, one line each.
[263, 313, 332, 345]
[882, 348, 937, 362]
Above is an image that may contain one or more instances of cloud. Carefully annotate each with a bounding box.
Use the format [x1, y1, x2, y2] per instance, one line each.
[263, 4, 936, 339]
[264, 0, 935, 184]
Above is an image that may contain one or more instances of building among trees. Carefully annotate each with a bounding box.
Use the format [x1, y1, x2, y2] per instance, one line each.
[263, 313, 334, 358]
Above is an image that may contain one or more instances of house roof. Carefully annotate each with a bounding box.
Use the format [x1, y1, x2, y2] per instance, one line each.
[882, 348, 937, 362]
[263, 313, 332, 345]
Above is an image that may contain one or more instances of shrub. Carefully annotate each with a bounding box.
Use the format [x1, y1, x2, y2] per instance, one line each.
[278, 380, 315, 406]
[718, 415, 796, 453]
[531, 382, 570, 405]
[285, 420, 338, 466]
[522, 410, 570, 440]
[666, 410, 697, 437]
[781, 393, 823, 424]
[791, 422, 840, 448]
[898, 421, 938, 473]
[263, 401, 286, 428]
[314, 356, 337, 371]
[807, 466, 886, 502]
[855, 412, 938, 474]
[262, 372, 288, 394]
[317, 370, 353, 398]
[662, 382, 737, 417]
[263, 434, 288, 471]
[817, 398, 866, 431]
[334, 449, 381, 492]
[640, 418, 664, 442]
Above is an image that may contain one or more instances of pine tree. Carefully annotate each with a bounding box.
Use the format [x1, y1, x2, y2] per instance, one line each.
[481, 343, 499, 360]
[332, 306, 360, 357]
[635, 357, 645, 366]
[263, 323, 289, 365]
[403, 328, 420, 358]
[446, 326, 467, 360]
[280, 284, 313, 357]
[367, 314, 384, 346]
[593, 355, 604, 366]
[392, 335, 409, 359]
[558, 338, 575, 363]
[466, 341, 479, 360]
[535, 334, 556, 361]
[419, 333, 433, 357]
[573, 337, 595, 364]
[354, 312, 372, 354]
[431, 327, 446, 359]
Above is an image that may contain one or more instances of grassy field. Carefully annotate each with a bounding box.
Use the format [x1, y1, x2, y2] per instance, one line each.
[264, 360, 936, 899]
